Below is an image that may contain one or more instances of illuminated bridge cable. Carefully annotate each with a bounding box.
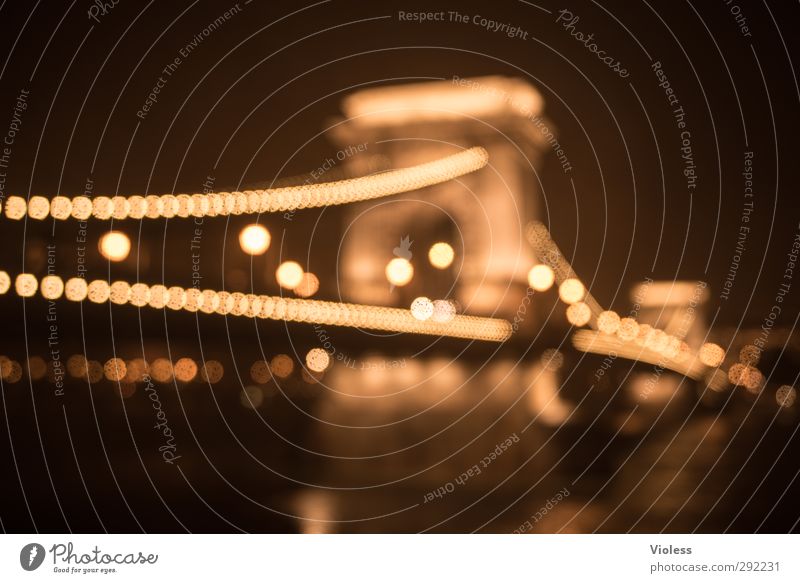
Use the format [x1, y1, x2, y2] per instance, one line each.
[0, 272, 512, 343]
[0, 147, 489, 221]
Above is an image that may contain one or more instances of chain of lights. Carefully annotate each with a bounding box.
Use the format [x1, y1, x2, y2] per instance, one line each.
[0, 272, 512, 342]
[0, 147, 488, 221]
[526, 221, 770, 394]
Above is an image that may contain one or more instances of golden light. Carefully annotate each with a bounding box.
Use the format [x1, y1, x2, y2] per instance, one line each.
[130, 283, 150, 307]
[0, 271, 9, 294]
[99, 231, 131, 262]
[270, 354, 294, 379]
[4, 196, 26, 219]
[431, 299, 456, 323]
[150, 358, 174, 383]
[28, 196, 50, 220]
[67, 355, 88, 378]
[200, 360, 224, 384]
[558, 278, 585, 304]
[527, 264, 555, 292]
[239, 224, 271, 255]
[174, 357, 198, 382]
[109, 281, 131, 304]
[597, 310, 620, 335]
[250, 360, 271, 384]
[305, 348, 331, 373]
[385, 257, 414, 287]
[166, 286, 186, 310]
[15, 273, 38, 297]
[428, 242, 455, 269]
[699, 343, 725, 368]
[103, 358, 127, 382]
[410, 296, 434, 321]
[183, 288, 202, 312]
[294, 272, 320, 297]
[276, 261, 304, 290]
[566, 302, 591, 326]
[40, 275, 64, 300]
[87, 280, 110, 303]
[148, 285, 168, 309]
[617, 317, 639, 341]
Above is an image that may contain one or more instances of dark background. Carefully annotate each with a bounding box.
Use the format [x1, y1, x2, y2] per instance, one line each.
[0, 0, 797, 533]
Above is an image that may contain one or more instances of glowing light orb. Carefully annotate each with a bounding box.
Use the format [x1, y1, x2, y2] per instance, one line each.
[4, 196, 26, 219]
[40, 275, 64, 300]
[239, 224, 271, 255]
[558, 278, 585, 304]
[566, 301, 591, 326]
[385, 257, 414, 287]
[87, 280, 110, 303]
[428, 242, 455, 269]
[431, 299, 457, 323]
[150, 358, 174, 383]
[293, 272, 320, 297]
[99, 231, 131, 262]
[67, 354, 88, 378]
[305, 348, 331, 372]
[617, 317, 639, 341]
[597, 310, 620, 335]
[270, 354, 294, 378]
[174, 357, 198, 382]
[250, 360, 271, 384]
[527, 264, 555, 292]
[147, 285, 168, 309]
[15, 273, 38, 297]
[0, 271, 9, 294]
[200, 360, 224, 384]
[103, 358, 127, 382]
[64, 277, 88, 302]
[28, 196, 50, 220]
[109, 281, 131, 304]
[699, 343, 725, 368]
[166, 286, 186, 310]
[410, 296, 434, 321]
[276, 261, 304, 289]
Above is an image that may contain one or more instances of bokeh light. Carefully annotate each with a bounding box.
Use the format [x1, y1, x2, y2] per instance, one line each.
[305, 348, 331, 373]
[428, 242, 455, 269]
[239, 224, 271, 255]
[410, 296, 434, 321]
[566, 302, 591, 327]
[558, 278, 585, 304]
[294, 272, 320, 297]
[597, 310, 620, 335]
[527, 264, 555, 292]
[276, 261, 304, 289]
[385, 257, 414, 287]
[98, 231, 131, 262]
[699, 343, 725, 368]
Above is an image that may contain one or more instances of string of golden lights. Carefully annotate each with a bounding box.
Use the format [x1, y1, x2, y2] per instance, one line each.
[0, 271, 512, 342]
[525, 221, 771, 395]
[0, 147, 488, 221]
